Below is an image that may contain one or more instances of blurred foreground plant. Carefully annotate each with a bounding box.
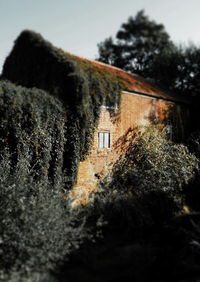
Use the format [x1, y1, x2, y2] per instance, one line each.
[106, 126, 199, 201]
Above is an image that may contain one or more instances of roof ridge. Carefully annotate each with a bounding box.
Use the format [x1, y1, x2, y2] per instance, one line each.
[65, 51, 144, 81]
[63, 51, 189, 104]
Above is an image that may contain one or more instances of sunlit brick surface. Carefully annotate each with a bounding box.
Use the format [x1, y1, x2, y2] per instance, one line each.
[70, 91, 189, 206]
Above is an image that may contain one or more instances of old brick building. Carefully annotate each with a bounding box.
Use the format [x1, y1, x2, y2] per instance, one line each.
[69, 59, 190, 205]
[1, 30, 190, 205]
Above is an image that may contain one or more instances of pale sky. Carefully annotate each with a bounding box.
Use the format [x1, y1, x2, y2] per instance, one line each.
[1, 0, 200, 73]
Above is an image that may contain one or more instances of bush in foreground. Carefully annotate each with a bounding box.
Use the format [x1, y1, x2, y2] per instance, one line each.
[0, 81, 89, 281]
[58, 127, 200, 282]
[87, 126, 199, 235]
[0, 148, 89, 282]
[105, 126, 199, 200]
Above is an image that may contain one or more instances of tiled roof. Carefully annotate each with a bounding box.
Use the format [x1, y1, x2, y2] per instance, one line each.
[66, 52, 189, 104]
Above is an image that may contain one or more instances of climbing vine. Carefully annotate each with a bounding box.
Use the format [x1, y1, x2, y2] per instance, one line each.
[2, 30, 125, 188]
[0, 80, 66, 184]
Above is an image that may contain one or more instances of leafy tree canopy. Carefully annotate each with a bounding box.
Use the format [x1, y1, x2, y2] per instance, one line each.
[97, 10, 175, 77]
[151, 44, 200, 99]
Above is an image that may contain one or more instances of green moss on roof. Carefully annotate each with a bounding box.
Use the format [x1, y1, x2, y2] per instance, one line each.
[59, 49, 126, 87]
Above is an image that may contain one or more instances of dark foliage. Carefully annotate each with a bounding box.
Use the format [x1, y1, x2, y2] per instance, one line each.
[0, 80, 66, 183]
[57, 128, 200, 282]
[97, 10, 174, 77]
[103, 127, 198, 201]
[150, 45, 200, 99]
[0, 85, 199, 281]
[1, 26, 200, 282]
[2, 30, 123, 188]
[0, 152, 87, 281]
[89, 127, 198, 238]
[0, 81, 90, 281]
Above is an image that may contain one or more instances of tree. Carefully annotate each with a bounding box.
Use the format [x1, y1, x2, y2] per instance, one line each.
[151, 44, 200, 99]
[97, 10, 175, 78]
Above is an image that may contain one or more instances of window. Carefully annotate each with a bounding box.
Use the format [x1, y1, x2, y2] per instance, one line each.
[98, 132, 110, 149]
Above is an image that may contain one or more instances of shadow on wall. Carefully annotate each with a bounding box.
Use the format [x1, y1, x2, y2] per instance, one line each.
[100, 124, 198, 198]
[55, 127, 200, 282]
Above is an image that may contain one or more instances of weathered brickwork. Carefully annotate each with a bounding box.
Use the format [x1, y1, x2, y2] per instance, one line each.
[70, 91, 188, 206]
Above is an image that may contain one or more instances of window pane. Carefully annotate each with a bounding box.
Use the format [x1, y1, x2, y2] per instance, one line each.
[104, 132, 110, 148]
[98, 132, 104, 149]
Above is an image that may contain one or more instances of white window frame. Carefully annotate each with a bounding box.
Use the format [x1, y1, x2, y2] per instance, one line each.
[98, 131, 111, 149]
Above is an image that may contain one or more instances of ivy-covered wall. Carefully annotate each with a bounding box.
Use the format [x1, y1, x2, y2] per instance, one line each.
[2, 30, 124, 187]
[0, 80, 66, 184]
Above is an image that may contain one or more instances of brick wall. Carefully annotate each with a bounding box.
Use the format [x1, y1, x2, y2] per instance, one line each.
[70, 92, 188, 206]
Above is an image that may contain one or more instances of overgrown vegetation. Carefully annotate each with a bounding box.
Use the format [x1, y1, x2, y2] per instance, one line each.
[2, 30, 124, 188]
[1, 26, 200, 281]
[0, 81, 92, 281]
[0, 81, 199, 281]
[105, 126, 198, 199]
[91, 127, 199, 228]
[0, 150, 87, 282]
[57, 127, 200, 282]
[0, 80, 66, 183]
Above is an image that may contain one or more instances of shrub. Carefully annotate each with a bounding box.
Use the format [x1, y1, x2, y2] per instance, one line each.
[0, 148, 89, 281]
[105, 126, 199, 201]
[85, 126, 199, 237]
[0, 81, 89, 281]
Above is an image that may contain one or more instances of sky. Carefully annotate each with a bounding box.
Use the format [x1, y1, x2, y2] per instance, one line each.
[0, 0, 200, 72]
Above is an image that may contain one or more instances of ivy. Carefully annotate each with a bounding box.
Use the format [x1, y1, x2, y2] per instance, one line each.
[2, 30, 124, 188]
[0, 80, 66, 184]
